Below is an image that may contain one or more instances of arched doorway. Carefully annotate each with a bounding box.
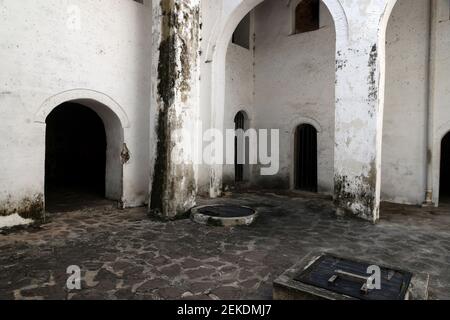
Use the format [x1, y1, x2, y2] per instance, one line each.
[439, 132, 450, 203]
[45, 102, 115, 212]
[209, 0, 344, 196]
[234, 111, 246, 182]
[295, 124, 318, 192]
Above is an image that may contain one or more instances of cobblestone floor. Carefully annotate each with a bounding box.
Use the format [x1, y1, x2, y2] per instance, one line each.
[1, 191, 450, 300]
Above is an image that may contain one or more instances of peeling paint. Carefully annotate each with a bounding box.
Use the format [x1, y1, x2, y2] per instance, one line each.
[367, 44, 378, 105]
[121, 143, 131, 164]
[336, 50, 347, 71]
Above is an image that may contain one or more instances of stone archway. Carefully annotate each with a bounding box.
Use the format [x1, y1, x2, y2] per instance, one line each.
[35, 90, 128, 212]
[207, 0, 349, 198]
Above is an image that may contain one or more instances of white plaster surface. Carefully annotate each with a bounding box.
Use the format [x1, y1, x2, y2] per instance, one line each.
[0, 214, 33, 229]
[252, 0, 335, 192]
[382, 0, 430, 205]
[431, 0, 450, 205]
[222, 42, 255, 185]
[0, 0, 152, 216]
[201, 0, 450, 220]
[3, 0, 450, 225]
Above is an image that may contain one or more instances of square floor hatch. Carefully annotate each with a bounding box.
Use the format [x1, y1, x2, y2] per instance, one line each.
[273, 252, 429, 300]
[293, 254, 412, 300]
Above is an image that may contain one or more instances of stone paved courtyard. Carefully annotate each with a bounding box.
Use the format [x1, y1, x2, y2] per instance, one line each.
[1, 191, 450, 300]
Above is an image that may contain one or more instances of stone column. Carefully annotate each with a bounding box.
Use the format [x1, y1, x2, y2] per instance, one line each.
[150, 0, 200, 219]
[333, 8, 387, 223]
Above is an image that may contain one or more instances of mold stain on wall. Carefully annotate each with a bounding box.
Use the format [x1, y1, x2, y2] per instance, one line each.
[0, 194, 45, 221]
[150, 0, 199, 219]
[334, 161, 378, 222]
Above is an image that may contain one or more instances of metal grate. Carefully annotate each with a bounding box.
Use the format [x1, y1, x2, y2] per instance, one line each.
[294, 254, 413, 300]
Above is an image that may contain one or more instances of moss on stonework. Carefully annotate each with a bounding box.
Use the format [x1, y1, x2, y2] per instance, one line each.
[150, 0, 177, 216]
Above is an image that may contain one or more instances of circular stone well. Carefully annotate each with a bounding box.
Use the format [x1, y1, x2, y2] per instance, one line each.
[191, 205, 257, 227]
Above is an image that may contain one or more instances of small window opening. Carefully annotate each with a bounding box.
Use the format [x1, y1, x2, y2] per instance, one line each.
[232, 13, 251, 49]
[294, 0, 320, 34]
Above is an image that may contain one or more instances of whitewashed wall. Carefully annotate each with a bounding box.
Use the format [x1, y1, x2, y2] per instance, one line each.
[252, 0, 336, 192]
[382, 0, 430, 205]
[219, 0, 450, 208]
[222, 42, 255, 186]
[3, 0, 450, 224]
[432, 0, 450, 205]
[0, 0, 152, 218]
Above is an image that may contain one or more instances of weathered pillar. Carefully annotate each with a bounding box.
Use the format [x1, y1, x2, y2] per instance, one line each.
[333, 6, 387, 223]
[150, 0, 200, 219]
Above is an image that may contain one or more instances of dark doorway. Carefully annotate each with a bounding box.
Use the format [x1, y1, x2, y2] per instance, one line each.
[234, 111, 246, 182]
[295, 124, 318, 192]
[440, 132, 450, 203]
[45, 102, 107, 212]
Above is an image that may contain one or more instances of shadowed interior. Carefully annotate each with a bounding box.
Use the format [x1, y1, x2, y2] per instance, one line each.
[45, 102, 107, 212]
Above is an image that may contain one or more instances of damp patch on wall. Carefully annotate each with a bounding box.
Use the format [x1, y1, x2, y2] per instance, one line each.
[0, 193, 45, 224]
